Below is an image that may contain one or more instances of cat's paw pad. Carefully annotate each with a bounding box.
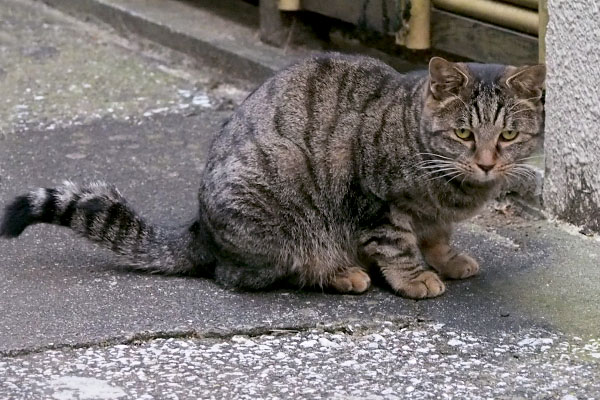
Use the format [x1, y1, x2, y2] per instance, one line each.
[330, 268, 371, 294]
[441, 253, 479, 279]
[394, 270, 445, 299]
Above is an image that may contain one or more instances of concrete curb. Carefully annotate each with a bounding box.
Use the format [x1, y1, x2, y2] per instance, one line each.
[40, 0, 299, 83]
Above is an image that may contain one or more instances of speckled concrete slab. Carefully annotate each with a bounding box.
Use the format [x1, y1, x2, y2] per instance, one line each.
[1, 322, 598, 399]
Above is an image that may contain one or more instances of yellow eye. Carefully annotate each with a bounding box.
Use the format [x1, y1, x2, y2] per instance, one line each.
[501, 130, 519, 141]
[454, 128, 473, 140]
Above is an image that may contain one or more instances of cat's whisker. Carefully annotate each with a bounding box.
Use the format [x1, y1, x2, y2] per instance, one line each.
[515, 169, 535, 177]
[419, 168, 460, 180]
[508, 173, 526, 182]
[423, 172, 460, 182]
[517, 155, 543, 162]
[416, 152, 454, 160]
[420, 166, 457, 177]
[514, 160, 539, 165]
[426, 170, 462, 183]
[446, 173, 464, 185]
[509, 108, 535, 117]
[509, 165, 531, 174]
[502, 173, 516, 187]
[419, 164, 460, 173]
[504, 171, 517, 180]
[417, 164, 454, 171]
[511, 163, 534, 170]
[416, 161, 457, 170]
[512, 165, 537, 178]
[505, 171, 524, 185]
[509, 117, 535, 122]
[416, 157, 454, 163]
[415, 160, 454, 167]
[512, 162, 538, 170]
[513, 173, 536, 182]
[507, 170, 531, 181]
[418, 165, 458, 171]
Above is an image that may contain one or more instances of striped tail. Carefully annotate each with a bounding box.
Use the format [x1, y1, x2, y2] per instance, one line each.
[0, 181, 195, 274]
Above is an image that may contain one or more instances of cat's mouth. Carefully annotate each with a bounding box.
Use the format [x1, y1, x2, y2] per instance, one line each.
[460, 162, 506, 187]
[463, 179, 498, 188]
[459, 172, 501, 189]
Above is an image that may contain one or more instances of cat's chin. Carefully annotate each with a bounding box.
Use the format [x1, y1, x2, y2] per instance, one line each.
[459, 177, 500, 190]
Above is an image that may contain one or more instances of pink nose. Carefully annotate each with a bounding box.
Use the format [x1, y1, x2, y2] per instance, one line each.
[477, 163, 495, 173]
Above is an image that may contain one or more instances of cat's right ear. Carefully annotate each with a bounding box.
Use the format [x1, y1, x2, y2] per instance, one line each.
[428, 57, 470, 101]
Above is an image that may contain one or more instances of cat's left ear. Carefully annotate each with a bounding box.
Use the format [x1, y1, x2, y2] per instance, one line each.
[503, 64, 546, 101]
[428, 57, 471, 101]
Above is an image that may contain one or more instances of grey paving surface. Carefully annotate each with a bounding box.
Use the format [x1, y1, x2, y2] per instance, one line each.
[0, 0, 251, 134]
[0, 0, 599, 399]
[2, 322, 599, 400]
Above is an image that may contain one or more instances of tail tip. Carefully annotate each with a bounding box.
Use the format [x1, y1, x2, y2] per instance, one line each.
[0, 196, 35, 238]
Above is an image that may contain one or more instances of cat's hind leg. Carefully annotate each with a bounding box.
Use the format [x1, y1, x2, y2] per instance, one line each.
[213, 259, 286, 291]
[359, 208, 445, 299]
[214, 249, 371, 294]
[328, 267, 371, 294]
[293, 244, 372, 294]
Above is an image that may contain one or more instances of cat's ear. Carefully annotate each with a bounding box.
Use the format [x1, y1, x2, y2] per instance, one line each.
[428, 57, 470, 101]
[503, 64, 546, 101]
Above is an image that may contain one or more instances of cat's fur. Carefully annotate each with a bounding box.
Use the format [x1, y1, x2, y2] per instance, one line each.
[0, 54, 545, 298]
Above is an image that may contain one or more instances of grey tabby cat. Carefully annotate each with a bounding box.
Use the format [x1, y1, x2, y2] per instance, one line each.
[0, 54, 545, 299]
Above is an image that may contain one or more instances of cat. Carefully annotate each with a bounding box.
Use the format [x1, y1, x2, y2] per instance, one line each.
[0, 53, 545, 299]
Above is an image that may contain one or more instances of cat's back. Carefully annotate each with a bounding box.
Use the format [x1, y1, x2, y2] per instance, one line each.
[250, 52, 403, 120]
[201, 54, 406, 215]
[210, 53, 407, 159]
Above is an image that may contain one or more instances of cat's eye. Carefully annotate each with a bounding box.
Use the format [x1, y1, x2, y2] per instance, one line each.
[454, 128, 473, 140]
[500, 130, 519, 141]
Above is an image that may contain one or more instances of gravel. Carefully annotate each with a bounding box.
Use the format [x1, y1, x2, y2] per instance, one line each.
[1, 321, 598, 400]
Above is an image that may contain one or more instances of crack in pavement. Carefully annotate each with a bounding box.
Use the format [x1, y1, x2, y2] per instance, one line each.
[0, 318, 413, 358]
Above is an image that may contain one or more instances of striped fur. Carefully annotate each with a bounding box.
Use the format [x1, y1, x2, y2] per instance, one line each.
[0, 181, 196, 274]
[1, 54, 545, 298]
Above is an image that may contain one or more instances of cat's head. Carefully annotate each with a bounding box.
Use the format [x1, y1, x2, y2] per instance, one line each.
[420, 57, 545, 187]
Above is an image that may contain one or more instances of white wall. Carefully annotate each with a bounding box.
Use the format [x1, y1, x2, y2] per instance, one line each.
[543, 0, 600, 231]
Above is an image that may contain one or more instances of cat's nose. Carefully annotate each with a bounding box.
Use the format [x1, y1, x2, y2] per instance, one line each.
[477, 163, 495, 173]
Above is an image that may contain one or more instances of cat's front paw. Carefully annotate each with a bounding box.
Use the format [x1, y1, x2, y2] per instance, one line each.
[439, 253, 479, 279]
[393, 270, 445, 299]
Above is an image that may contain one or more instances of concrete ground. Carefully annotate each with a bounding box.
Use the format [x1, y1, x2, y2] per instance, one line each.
[0, 1, 598, 399]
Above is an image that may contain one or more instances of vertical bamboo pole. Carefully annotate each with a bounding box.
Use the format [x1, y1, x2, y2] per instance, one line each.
[406, 0, 431, 49]
[396, 0, 432, 50]
[278, 0, 301, 11]
[538, 0, 548, 63]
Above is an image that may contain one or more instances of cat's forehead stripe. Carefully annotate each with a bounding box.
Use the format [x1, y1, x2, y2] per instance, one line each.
[464, 78, 506, 126]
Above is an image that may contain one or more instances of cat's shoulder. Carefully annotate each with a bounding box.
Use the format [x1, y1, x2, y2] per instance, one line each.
[286, 52, 398, 75]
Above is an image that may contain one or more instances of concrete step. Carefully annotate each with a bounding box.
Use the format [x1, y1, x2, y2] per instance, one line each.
[40, 0, 300, 83]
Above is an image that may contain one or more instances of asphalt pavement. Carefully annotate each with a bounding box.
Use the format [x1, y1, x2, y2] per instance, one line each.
[0, 1, 598, 399]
